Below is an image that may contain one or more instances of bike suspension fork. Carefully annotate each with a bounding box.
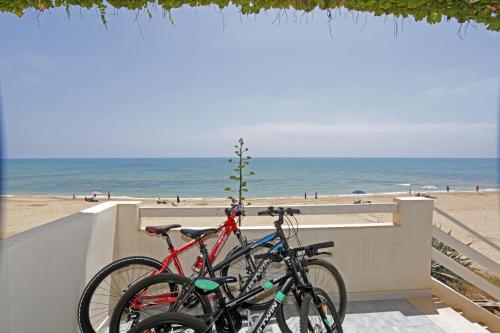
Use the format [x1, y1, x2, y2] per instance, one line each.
[252, 277, 294, 333]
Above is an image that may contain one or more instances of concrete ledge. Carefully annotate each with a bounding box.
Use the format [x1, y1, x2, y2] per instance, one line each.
[140, 222, 396, 230]
[139, 203, 397, 217]
[82, 200, 141, 213]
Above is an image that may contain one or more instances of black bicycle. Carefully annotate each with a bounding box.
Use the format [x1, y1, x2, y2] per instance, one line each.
[110, 207, 346, 333]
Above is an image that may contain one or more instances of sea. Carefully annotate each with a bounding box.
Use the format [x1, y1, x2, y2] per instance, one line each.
[2, 158, 499, 199]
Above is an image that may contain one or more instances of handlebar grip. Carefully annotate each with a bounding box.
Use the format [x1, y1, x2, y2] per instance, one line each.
[286, 208, 301, 215]
[310, 241, 335, 250]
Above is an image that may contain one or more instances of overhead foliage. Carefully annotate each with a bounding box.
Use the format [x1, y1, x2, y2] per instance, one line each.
[1, 1, 499, 31]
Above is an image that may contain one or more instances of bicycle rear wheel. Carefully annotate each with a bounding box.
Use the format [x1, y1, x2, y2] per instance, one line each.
[109, 273, 212, 333]
[128, 312, 208, 333]
[78, 256, 165, 333]
[220, 242, 282, 310]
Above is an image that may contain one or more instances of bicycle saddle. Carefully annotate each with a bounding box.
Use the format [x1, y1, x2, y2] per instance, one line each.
[194, 276, 237, 293]
[202, 276, 237, 285]
[145, 224, 182, 236]
[180, 228, 218, 239]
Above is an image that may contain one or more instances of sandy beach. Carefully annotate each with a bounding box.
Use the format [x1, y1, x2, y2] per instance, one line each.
[2, 192, 499, 263]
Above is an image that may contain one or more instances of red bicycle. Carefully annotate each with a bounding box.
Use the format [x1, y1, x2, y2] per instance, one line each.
[77, 199, 276, 333]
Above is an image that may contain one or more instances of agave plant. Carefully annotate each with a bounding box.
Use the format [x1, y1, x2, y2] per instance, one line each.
[431, 227, 473, 284]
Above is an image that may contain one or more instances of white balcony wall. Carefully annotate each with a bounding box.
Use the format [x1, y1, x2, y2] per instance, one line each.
[0, 197, 433, 333]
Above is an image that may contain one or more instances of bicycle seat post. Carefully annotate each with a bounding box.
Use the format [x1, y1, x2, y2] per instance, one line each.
[164, 233, 175, 251]
[196, 237, 216, 277]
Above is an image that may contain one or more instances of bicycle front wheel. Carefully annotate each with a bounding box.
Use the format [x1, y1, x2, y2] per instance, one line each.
[128, 312, 208, 333]
[300, 288, 343, 333]
[275, 258, 347, 333]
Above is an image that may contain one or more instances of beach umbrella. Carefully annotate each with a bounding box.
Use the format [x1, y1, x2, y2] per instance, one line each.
[353, 190, 365, 194]
[91, 191, 102, 195]
[422, 185, 437, 190]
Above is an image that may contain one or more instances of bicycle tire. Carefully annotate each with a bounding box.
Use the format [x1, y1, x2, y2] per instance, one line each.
[300, 287, 343, 333]
[109, 273, 212, 333]
[275, 258, 347, 333]
[128, 312, 208, 333]
[220, 242, 278, 310]
[78, 256, 165, 333]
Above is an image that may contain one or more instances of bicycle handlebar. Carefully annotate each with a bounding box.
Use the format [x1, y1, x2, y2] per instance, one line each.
[295, 241, 334, 256]
[254, 241, 334, 262]
[257, 206, 301, 216]
[224, 198, 245, 217]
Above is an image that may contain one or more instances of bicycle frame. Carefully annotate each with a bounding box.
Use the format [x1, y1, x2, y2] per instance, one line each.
[199, 250, 334, 333]
[199, 209, 335, 333]
[153, 211, 241, 276]
[130, 218, 279, 309]
[127, 208, 339, 333]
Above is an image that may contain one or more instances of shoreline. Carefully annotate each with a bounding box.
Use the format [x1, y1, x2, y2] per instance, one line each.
[2, 189, 499, 201]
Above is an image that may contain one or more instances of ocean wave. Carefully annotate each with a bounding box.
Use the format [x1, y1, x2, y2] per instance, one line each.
[3, 189, 499, 201]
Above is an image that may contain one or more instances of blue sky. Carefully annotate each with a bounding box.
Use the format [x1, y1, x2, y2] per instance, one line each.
[1, 6, 499, 158]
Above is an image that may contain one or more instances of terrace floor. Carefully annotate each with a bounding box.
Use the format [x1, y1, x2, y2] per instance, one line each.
[103, 297, 491, 333]
[258, 297, 490, 333]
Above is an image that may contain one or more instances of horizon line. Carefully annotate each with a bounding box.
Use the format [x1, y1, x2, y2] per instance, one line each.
[4, 156, 499, 159]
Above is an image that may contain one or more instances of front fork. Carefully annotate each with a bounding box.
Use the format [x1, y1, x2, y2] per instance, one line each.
[291, 255, 334, 333]
[252, 277, 295, 333]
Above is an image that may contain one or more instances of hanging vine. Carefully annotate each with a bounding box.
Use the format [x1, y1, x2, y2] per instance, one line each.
[1, 1, 499, 31]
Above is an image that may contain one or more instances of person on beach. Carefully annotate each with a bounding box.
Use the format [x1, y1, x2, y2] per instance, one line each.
[409, 185, 412, 195]
[108, 192, 111, 200]
[73, 193, 76, 200]
[304, 192, 307, 199]
[476, 185, 480, 192]
[315, 192, 318, 199]
[446, 186, 450, 192]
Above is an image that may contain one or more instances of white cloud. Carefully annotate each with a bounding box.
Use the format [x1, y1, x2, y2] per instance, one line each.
[208, 121, 498, 157]
[426, 85, 447, 96]
[425, 78, 499, 97]
[451, 78, 499, 95]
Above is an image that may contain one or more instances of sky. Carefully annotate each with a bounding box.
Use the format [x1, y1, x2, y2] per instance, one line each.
[0, 5, 499, 158]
